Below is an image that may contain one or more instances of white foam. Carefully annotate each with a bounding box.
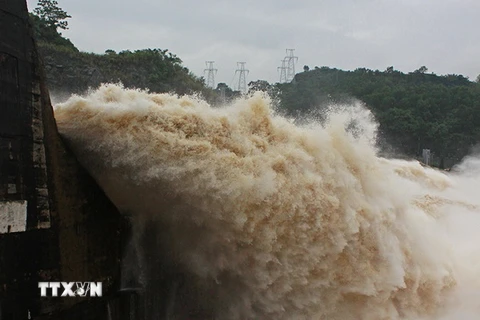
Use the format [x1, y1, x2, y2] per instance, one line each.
[54, 83, 480, 319]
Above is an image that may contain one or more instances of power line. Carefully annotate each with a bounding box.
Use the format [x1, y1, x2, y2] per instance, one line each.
[234, 62, 249, 93]
[204, 61, 217, 89]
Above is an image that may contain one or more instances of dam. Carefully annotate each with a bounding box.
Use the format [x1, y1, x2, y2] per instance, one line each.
[3, 1, 480, 320]
[0, 0, 140, 318]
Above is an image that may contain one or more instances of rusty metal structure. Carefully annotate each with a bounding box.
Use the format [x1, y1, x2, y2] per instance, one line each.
[0, 0, 139, 318]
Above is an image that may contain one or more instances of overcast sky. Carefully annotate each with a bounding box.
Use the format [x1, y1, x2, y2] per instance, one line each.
[27, 0, 480, 88]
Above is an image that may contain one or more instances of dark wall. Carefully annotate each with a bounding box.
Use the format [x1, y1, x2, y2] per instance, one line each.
[0, 1, 125, 318]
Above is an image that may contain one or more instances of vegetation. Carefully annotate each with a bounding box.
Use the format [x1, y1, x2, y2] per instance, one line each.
[214, 83, 241, 104]
[29, 1, 216, 102]
[29, 0, 76, 50]
[38, 46, 216, 100]
[29, 1, 480, 167]
[275, 66, 480, 168]
[33, 0, 71, 30]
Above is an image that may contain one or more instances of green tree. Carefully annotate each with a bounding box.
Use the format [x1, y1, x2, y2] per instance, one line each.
[33, 0, 71, 30]
[216, 83, 240, 103]
[29, 12, 77, 50]
[248, 80, 271, 93]
[414, 66, 428, 74]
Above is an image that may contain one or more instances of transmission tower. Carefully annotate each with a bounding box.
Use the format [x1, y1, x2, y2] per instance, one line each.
[277, 59, 288, 83]
[204, 61, 217, 89]
[285, 49, 298, 82]
[235, 62, 249, 93]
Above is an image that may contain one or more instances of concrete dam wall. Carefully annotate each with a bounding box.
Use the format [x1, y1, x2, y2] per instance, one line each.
[0, 1, 129, 318]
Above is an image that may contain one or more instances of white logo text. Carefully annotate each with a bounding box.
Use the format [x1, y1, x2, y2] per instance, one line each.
[38, 282, 102, 297]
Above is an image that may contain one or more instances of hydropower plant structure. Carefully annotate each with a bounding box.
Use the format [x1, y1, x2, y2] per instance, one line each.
[0, 1, 160, 319]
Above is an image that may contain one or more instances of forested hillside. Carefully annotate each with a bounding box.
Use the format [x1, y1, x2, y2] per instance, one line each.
[29, 1, 217, 102]
[29, 1, 480, 168]
[38, 45, 217, 102]
[275, 67, 480, 168]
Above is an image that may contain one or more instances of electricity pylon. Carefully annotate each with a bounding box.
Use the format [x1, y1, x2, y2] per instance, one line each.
[204, 61, 217, 89]
[235, 62, 249, 93]
[278, 58, 288, 83]
[285, 49, 298, 82]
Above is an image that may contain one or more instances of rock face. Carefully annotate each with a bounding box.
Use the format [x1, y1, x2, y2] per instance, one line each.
[0, 1, 125, 318]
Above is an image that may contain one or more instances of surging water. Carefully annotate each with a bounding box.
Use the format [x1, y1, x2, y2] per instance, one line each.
[54, 84, 480, 319]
